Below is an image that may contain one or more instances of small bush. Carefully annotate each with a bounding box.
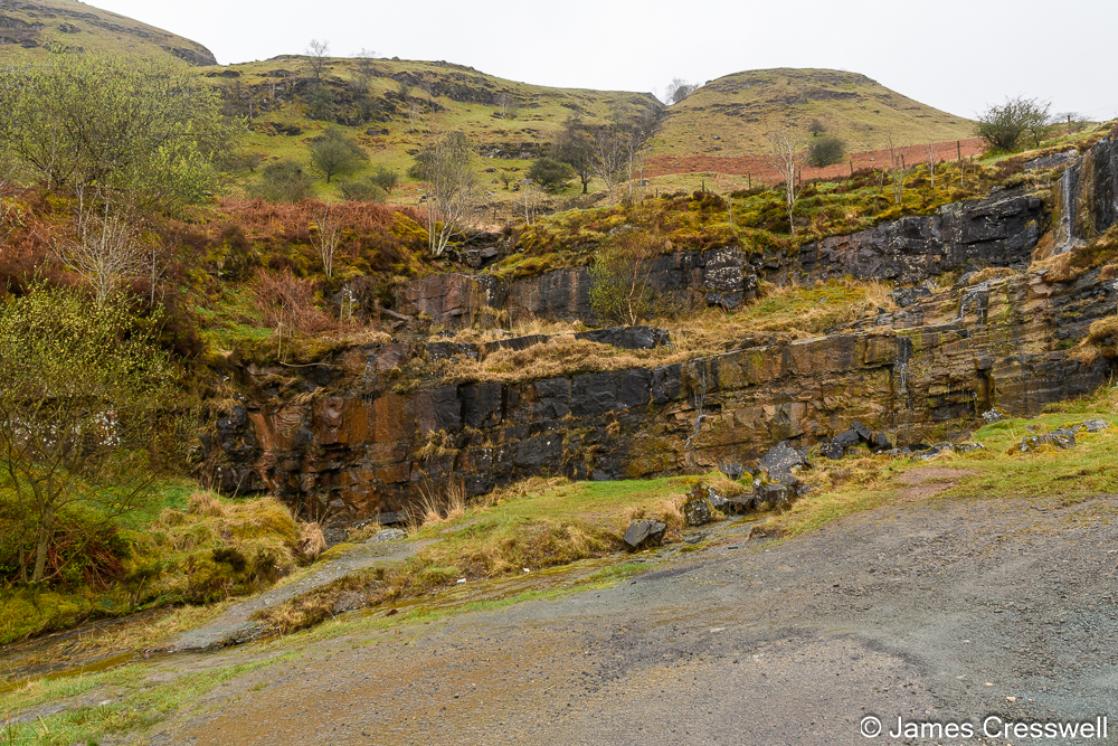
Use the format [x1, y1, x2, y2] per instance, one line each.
[253, 160, 314, 203]
[977, 97, 1050, 151]
[339, 176, 387, 202]
[528, 157, 576, 193]
[369, 165, 399, 193]
[807, 136, 846, 167]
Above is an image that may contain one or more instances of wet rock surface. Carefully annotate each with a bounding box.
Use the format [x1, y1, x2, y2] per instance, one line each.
[200, 143, 1118, 519]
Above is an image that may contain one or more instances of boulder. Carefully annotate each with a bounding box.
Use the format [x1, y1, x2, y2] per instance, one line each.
[1082, 419, 1109, 433]
[373, 528, 407, 542]
[758, 482, 793, 509]
[623, 519, 667, 551]
[575, 326, 670, 350]
[1017, 428, 1077, 453]
[682, 493, 713, 527]
[758, 441, 807, 483]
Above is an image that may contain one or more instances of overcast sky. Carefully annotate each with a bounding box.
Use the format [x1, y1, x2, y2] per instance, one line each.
[93, 0, 1117, 120]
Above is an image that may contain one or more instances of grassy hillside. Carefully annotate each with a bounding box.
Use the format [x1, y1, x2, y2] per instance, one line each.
[646, 68, 976, 179]
[213, 56, 662, 205]
[0, 5, 984, 201]
[0, 0, 216, 65]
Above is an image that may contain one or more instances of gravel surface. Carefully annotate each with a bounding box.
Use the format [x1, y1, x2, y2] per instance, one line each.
[150, 474, 1118, 745]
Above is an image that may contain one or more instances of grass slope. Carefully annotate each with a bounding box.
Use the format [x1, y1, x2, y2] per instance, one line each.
[214, 55, 661, 203]
[0, 0, 216, 65]
[648, 68, 975, 174]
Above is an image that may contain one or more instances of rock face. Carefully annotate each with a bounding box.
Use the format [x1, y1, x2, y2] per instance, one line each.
[200, 262, 1117, 518]
[395, 247, 762, 329]
[1048, 136, 1118, 255]
[397, 186, 1054, 330]
[199, 144, 1118, 520]
[798, 191, 1047, 283]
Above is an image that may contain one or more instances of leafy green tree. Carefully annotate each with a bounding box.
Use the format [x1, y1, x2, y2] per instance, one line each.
[0, 54, 232, 212]
[0, 287, 180, 584]
[528, 157, 576, 193]
[977, 97, 1050, 151]
[310, 128, 367, 183]
[254, 161, 314, 202]
[555, 116, 596, 194]
[807, 135, 846, 167]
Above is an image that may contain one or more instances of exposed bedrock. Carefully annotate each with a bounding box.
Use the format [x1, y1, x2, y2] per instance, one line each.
[396, 246, 760, 329]
[202, 267, 1117, 520]
[201, 139, 1118, 519]
[396, 186, 1062, 330]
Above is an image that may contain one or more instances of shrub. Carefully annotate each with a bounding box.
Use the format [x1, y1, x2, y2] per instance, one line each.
[807, 135, 846, 167]
[528, 157, 576, 193]
[310, 127, 367, 183]
[589, 227, 668, 325]
[339, 176, 387, 202]
[977, 97, 1050, 151]
[253, 160, 314, 203]
[370, 165, 399, 193]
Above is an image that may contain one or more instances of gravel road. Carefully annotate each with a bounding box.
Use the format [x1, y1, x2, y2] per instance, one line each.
[151, 471, 1118, 745]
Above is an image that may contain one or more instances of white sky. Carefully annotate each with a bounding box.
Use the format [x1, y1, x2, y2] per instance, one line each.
[93, 0, 1117, 120]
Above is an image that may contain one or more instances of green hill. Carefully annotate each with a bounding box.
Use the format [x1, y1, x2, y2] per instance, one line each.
[0, 4, 982, 202]
[0, 0, 216, 65]
[212, 56, 663, 203]
[645, 68, 976, 182]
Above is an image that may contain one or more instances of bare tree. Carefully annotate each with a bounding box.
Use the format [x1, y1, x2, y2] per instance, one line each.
[926, 142, 937, 191]
[307, 39, 330, 81]
[520, 178, 544, 224]
[887, 135, 906, 204]
[496, 92, 521, 120]
[665, 78, 696, 104]
[311, 206, 342, 279]
[411, 132, 479, 257]
[766, 130, 803, 235]
[592, 125, 631, 196]
[53, 194, 147, 305]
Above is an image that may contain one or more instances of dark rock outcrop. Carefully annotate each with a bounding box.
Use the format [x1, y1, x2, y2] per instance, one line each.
[201, 261, 1118, 518]
[200, 144, 1118, 519]
[798, 191, 1047, 283]
[575, 326, 670, 350]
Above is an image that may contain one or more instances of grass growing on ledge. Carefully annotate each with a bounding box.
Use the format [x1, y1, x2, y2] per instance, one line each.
[430, 279, 894, 385]
[941, 386, 1118, 501]
[0, 488, 303, 645]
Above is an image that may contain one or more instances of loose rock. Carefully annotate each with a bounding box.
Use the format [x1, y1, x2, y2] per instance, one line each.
[623, 519, 667, 551]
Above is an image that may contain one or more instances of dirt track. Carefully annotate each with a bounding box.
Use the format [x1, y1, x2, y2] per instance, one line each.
[146, 469, 1118, 745]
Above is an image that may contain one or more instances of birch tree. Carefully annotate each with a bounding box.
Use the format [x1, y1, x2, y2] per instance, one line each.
[311, 206, 341, 279]
[53, 194, 147, 305]
[410, 132, 478, 257]
[767, 130, 803, 235]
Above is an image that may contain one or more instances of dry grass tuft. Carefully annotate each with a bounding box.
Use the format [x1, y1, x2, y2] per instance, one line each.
[1074, 315, 1118, 363]
[297, 522, 327, 562]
